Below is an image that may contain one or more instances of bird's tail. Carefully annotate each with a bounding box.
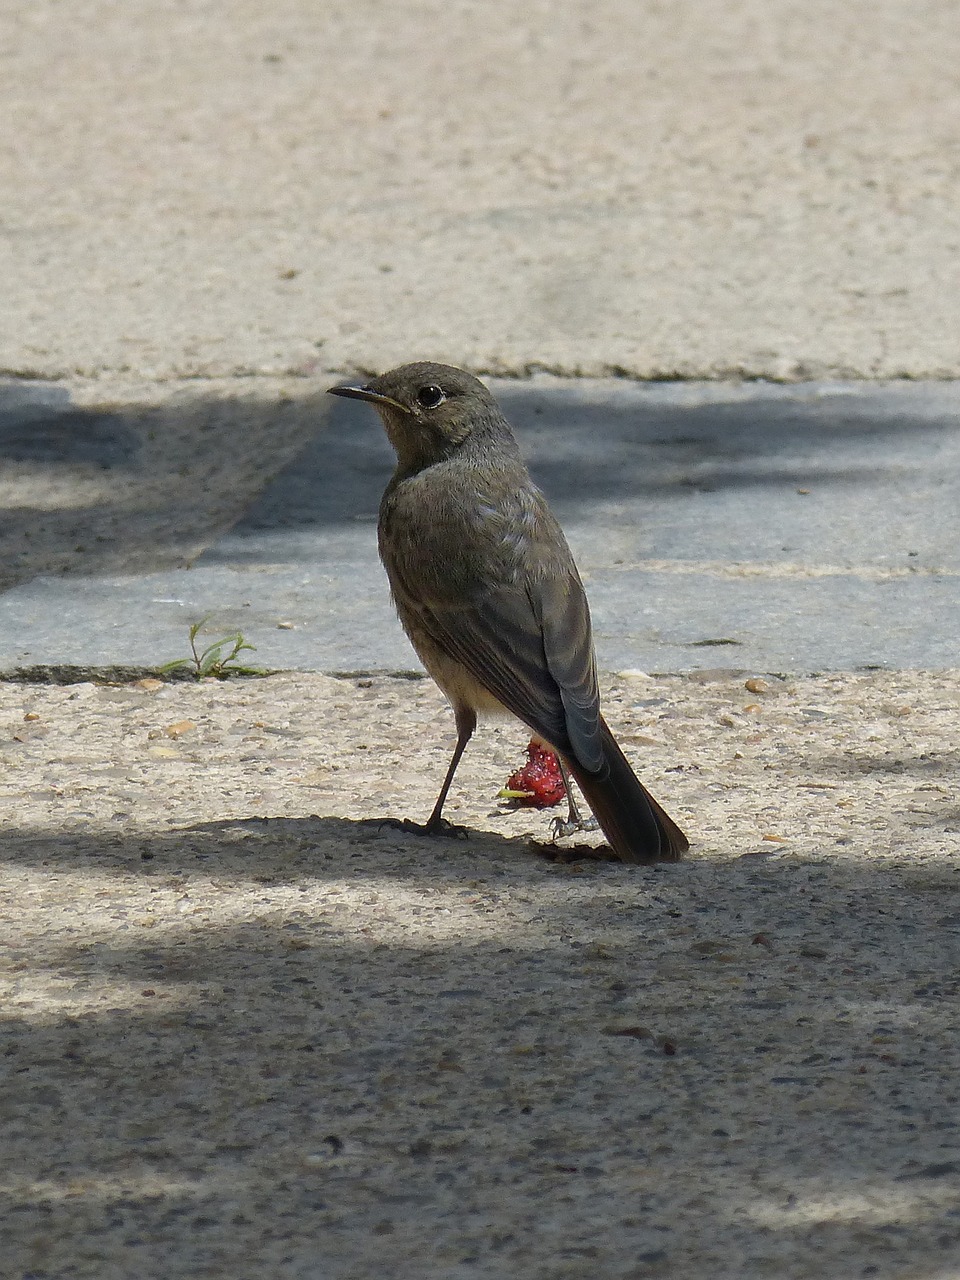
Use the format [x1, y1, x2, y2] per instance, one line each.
[565, 717, 688, 864]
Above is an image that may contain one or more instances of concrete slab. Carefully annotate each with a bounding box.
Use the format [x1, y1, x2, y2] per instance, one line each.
[4, 1, 960, 382]
[3, 668, 959, 1280]
[1, 378, 957, 675]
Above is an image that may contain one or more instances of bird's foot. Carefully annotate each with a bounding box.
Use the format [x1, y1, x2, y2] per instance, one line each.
[374, 816, 470, 841]
[550, 813, 600, 841]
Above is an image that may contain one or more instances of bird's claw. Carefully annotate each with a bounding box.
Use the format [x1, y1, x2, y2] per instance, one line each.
[550, 814, 601, 841]
[424, 816, 471, 840]
[374, 816, 470, 841]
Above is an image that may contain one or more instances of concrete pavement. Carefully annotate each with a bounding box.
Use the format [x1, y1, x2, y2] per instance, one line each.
[3, 0, 959, 676]
[2, 6, 960, 1279]
[2, 667, 959, 1280]
[5, 0, 960, 382]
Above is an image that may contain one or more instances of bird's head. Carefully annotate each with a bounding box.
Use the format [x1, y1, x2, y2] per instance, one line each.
[329, 362, 506, 471]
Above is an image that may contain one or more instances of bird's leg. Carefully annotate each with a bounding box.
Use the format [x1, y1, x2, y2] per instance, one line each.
[379, 707, 476, 840]
[550, 756, 600, 840]
[421, 705, 476, 836]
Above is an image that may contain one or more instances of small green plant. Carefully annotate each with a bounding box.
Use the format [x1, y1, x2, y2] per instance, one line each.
[160, 618, 264, 679]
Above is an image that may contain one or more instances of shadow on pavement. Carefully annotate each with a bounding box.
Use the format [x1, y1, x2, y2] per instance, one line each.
[0, 813, 958, 1274]
[4, 379, 960, 594]
[0, 382, 331, 592]
[212, 381, 960, 572]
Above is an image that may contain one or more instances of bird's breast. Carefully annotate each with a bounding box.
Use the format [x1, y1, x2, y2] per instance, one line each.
[379, 470, 542, 606]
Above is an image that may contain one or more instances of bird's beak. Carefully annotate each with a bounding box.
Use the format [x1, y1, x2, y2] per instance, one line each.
[327, 383, 409, 413]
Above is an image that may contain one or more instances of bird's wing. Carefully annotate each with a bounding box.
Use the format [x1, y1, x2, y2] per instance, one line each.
[533, 569, 604, 773]
[412, 567, 605, 774]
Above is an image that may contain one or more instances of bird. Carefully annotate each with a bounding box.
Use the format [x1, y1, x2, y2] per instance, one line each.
[328, 362, 688, 863]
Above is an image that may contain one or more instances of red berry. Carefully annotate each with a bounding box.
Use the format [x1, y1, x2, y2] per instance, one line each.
[500, 740, 567, 808]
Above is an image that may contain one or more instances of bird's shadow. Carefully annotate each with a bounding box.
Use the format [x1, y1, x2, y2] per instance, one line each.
[1, 812, 618, 885]
[180, 812, 620, 874]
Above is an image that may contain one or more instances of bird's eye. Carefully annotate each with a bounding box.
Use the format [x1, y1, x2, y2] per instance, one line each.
[416, 384, 445, 409]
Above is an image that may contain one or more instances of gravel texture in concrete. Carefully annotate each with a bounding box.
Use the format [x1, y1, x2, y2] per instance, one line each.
[1, 668, 959, 1278]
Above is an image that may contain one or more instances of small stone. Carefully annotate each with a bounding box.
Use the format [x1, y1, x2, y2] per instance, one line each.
[163, 721, 196, 739]
[23, 712, 40, 722]
[744, 678, 770, 694]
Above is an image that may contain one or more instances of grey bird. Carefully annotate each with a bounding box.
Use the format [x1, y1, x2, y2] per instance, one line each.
[328, 362, 688, 863]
